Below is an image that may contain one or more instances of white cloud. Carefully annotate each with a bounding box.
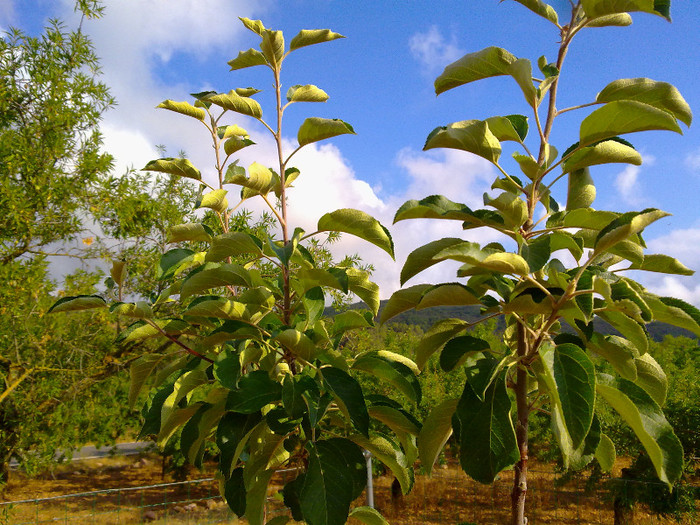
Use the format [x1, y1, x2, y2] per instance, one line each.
[408, 25, 463, 74]
[685, 148, 700, 172]
[613, 155, 655, 207]
[634, 227, 700, 305]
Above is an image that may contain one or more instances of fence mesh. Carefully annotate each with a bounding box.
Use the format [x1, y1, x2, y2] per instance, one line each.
[1, 467, 697, 524]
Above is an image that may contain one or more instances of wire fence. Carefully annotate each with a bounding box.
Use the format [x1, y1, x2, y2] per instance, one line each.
[1, 467, 698, 525]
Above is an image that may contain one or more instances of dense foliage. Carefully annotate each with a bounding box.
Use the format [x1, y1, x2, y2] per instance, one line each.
[381, 2, 696, 524]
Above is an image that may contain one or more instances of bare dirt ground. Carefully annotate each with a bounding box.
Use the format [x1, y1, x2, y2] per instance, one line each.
[1, 455, 697, 524]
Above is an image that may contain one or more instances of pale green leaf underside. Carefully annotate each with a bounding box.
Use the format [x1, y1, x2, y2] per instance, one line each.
[581, 0, 671, 21]
[563, 140, 642, 174]
[317, 208, 394, 258]
[597, 78, 692, 126]
[157, 99, 205, 120]
[297, 117, 355, 147]
[580, 100, 682, 146]
[510, 0, 559, 24]
[143, 158, 201, 181]
[290, 28, 345, 51]
[48, 294, 106, 313]
[227, 48, 268, 70]
[208, 91, 263, 119]
[597, 374, 683, 486]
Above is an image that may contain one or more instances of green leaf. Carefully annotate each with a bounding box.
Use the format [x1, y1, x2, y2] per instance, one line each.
[378, 284, 432, 324]
[597, 78, 691, 127]
[483, 191, 527, 228]
[110, 301, 153, 318]
[322, 366, 370, 436]
[580, 101, 682, 146]
[417, 399, 459, 475]
[423, 120, 501, 164]
[180, 263, 251, 300]
[317, 209, 394, 258]
[274, 329, 318, 361]
[143, 158, 201, 181]
[209, 91, 263, 119]
[597, 374, 683, 486]
[161, 369, 209, 431]
[595, 208, 669, 254]
[586, 13, 633, 26]
[353, 354, 421, 404]
[167, 223, 212, 243]
[415, 318, 469, 370]
[297, 118, 355, 147]
[245, 468, 275, 525]
[349, 434, 413, 494]
[439, 335, 491, 372]
[630, 254, 694, 275]
[224, 136, 255, 156]
[228, 48, 268, 70]
[156, 99, 205, 120]
[129, 354, 165, 409]
[596, 433, 616, 472]
[453, 373, 519, 484]
[400, 238, 484, 285]
[286, 84, 329, 103]
[510, 0, 559, 23]
[224, 467, 246, 517]
[157, 248, 194, 280]
[217, 412, 263, 477]
[435, 46, 516, 95]
[214, 347, 241, 390]
[260, 29, 284, 68]
[417, 283, 482, 310]
[634, 353, 667, 406]
[48, 295, 106, 313]
[393, 195, 506, 231]
[226, 370, 282, 413]
[597, 310, 649, 354]
[332, 310, 373, 336]
[197, 189, 228, 214]
[289, 29, 345, 51]
[484, 115, 528, 142]
[566, 168, 597, 210]
[645, 295, 700, 337]
[563, 140, 642, 174]
[553, 344, 596, 449]
[346, 268, 381, 316]
[239, 17, 265, 35]
[348, 507, 390, 525]
[587, 334, 639, 381]
[581, 0, 671, 22]
[300, 439, 365, 525]
[206, 232, 263, 262]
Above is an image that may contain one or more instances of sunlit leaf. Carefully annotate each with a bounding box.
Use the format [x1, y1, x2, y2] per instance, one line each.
[289, 29, 345, 51]
[597, 78, 691, 126]
[48, 295, 106, 313]
[157, 99, 205, 120]
[317, 208, 394, 258]
[143, 158, 201, 181]
[297, 118, 355, 146]
[286, 84, 329, 103]
[209, 91, 263, 119]
[417, 399, 459, 475]
[424, 120, 501, 164]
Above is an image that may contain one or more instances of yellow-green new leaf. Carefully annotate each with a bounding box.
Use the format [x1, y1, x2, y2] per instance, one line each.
[110, 260, 126, 287]
[317, 208, 395, 258]
[480, 253, 530, 275]
[435, 46, 516, 95]
[260, 29, 284, 68]
[224, 136, 255, 156]
[228, 48, 268, 70]
[423, 120, 501, 164]
[143, 158, 201, 181]
[208, 91, 263, 119]
[563, 140, 642, 174]
[630, 254, 694, 276]
[297, 117, 355, 147]
[581, 0, 671, 22]
[48, 295, 107, 314]
[348, 507, 390, 525]
[239, 17, 265, 35]
[349, 434, 413, 494]
[596, 433, 616, 471]
[580, 101, 682, 146]
[206, 232, 264, 262]
[197, 189, 228, 214]
[415, 318, 469, 370]
[286, 84, 329, 103]
[111, 301, 153, 318]
[157, 100, 205, 120]
[566, 168, 596, 210]
[274, 329, 317, 361]
[226, 162, 277, 198]
[129, 354, 165, 408]
[289, 29, 345, 51]
[595, 208, 669, 254]
[509, 0, 559, 25]
[597, 78, 692, 126]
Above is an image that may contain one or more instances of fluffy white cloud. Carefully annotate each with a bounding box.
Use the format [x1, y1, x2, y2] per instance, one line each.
[614, 155, 655, 207]
[408, 25, 463, 74]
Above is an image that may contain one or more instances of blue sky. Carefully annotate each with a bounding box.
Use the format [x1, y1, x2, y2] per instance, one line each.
[4, 1, 700, 303]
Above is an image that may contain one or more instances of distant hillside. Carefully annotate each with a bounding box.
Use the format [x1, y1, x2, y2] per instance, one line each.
[329, 301, 697, 342]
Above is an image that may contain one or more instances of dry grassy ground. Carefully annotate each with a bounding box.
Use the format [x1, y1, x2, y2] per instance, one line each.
[1, 455, 696, 524]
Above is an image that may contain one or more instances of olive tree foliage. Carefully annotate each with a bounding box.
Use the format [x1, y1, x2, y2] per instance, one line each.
[381, 1, 694, 524]
[53, 18, 417, 525]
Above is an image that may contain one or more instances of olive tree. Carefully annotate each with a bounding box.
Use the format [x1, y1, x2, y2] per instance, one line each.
[381, 2, 695, 524]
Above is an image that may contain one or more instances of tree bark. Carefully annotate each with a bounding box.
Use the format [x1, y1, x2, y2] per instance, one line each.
[511, 323, 529, 525]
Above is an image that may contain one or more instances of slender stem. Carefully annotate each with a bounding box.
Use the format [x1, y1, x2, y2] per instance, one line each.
[511, 322, 530, 525]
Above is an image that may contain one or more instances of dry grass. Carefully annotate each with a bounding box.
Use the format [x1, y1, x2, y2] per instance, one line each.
[1, 456, 697, 524]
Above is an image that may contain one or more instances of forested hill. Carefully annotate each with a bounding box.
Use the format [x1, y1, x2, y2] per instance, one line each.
[330, 302, 697, 342]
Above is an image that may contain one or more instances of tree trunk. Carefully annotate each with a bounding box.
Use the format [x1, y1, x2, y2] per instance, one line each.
[613, 499, 635, 525]
[511, 324, 529, 525]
